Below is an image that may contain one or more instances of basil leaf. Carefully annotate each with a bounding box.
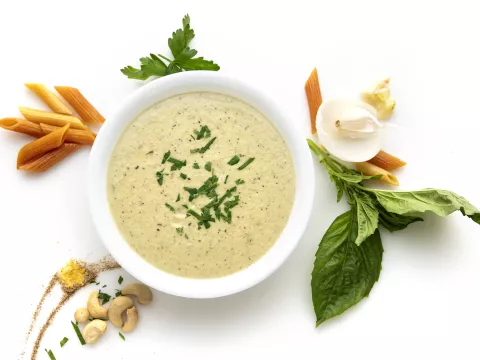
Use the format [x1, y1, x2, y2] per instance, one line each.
[373, 188, 480, 224]
[312, 210, 383, 326]
[354, 192, 379, 245]
[377, 202, 423, 232]
[329, 174, 344, 202]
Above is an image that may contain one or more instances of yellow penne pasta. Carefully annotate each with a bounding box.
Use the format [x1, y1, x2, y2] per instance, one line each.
[367, 150, 407, 171]
[305, 68, 323, 134]
[356, 161, 399, 186]
[24, 83, 72, 115]
[0, 118, 44, 138]
[39, 123, 96, 146]
[55, 86, 105, 124]
[19, 143, 81, 172]
[17, 124, 70, 169]
[18, 107, 87, 130]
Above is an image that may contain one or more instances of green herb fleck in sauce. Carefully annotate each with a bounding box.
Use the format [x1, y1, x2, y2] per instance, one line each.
[165, 203, 175, 212]
[161, 150, 171, 164]
[227, 155, 240, 165]
[238, 157, 255, 170]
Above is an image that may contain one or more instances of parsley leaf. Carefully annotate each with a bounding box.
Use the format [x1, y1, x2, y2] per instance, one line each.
[121, 14, 219, 81]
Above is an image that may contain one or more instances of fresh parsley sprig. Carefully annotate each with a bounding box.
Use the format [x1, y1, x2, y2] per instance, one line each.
[308, 139, 480, 327]
[121, 15, 220, 81]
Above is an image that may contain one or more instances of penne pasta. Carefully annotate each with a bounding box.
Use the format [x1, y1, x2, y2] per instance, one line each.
[40, 123, 96, 146]
[356, 161, 399, 186]
[24, 83, 72, 115]
[17, 124, 70, 169]
[55, 86, 105, 124]
[305, 68, 323, 134]
[0, 118, 44, 138]
[19, 143, 81, 172]
[18, 107, 87, 130]
[367, 150, 406, 171]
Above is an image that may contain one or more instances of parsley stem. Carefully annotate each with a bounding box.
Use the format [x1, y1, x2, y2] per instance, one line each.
[157, 54, 173, 62]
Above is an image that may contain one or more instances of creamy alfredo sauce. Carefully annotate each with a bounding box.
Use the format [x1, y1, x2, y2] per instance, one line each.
[108, 92, 295, 278]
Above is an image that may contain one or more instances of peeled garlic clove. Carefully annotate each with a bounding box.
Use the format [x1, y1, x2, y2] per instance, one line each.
[316, 99, 383, 162]
[376, 99, 396, 120]
[362, 78, 395, 119]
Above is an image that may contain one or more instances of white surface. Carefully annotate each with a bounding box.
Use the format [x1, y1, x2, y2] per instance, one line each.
[2, 0, 480, 359]
[89, 71, 314, 298]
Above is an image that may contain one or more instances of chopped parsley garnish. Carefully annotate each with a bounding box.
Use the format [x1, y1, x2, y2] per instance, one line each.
[119, 332, 126, 341]
[156, 169, 166, 185]
[238, 157, 255, 170]
[146, 150, 154, 155]
[227, 155, 240, 165]
[45, 349, 56, 360]
[115, 289, 122, 297]
[60, 337, 69, 347]
[176, 227, 184, 234]
[97, 290, 111, 305]
[235, 179, 245, 185]
[193, 162, 200, 169]
[193, 125, 211, 139]
[162, 151, 171, 164]
[183, 187, 198, 201]
[71, 321, 86, 345]
[176, 194, 181, 202]
[165, 203, 175, 212]
[180, 173, 188, 180]
[191, 137, 216, 154]
[224, 175, 229, 184]
[168, 157, 187, 171]
[204, 162, 212, 172]
[118, 276, 124, 285]
[182, 204, 189, 209]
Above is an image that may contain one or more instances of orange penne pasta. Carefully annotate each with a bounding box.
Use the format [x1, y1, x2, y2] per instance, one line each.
[19, 143, 81, 172]
[367, 150, 407, 171]
[0, 118, 44, 138]
[19, 107, 87, 130]
[305, 68, 323, 134]
[39, 123, 96, 146]
[356, 161, 399, 186]
[24, 83, 72, 115]
[17, 124, 70, 169]
[55, 86, 105, 124]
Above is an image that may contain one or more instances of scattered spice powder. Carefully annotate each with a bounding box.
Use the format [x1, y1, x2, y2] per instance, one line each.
[27, 256, 121, 360]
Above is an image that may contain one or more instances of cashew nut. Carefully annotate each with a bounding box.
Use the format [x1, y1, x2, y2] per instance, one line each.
[122, 306, 139, 333]
[74, 308, 90, 323]
[82, 319, 107, 344]
[108, 296, 134, 328]
[87, 292, 108, 319]
[121, 283, 153, 305]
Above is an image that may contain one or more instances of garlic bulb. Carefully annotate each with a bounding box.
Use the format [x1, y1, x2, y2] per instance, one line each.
[316, 99, 383, 162]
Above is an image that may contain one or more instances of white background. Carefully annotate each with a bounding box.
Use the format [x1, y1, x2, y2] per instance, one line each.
[2, 0, 480, 359]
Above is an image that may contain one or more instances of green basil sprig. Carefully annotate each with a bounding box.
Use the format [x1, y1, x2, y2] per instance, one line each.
[308, 139, 480, 326]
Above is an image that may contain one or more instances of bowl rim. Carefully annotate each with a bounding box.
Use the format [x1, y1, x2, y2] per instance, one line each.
[88, 71, 314, 298]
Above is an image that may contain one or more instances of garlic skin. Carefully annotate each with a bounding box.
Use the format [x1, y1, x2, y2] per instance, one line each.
[362, 78, 396, 120]
[316, 99, 383, 162]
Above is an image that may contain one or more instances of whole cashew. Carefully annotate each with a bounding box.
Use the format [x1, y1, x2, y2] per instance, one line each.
[82, 319, 107, 344]
[74, 308, 90, 323]
[108, 296, 134, 328]
[87, 292, 108, 319]
[121, 283, 153, 305]
[122, 306, 139, 333]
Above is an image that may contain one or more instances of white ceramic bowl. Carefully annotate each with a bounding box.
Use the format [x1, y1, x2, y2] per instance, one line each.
[89, 71, 314, 298]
